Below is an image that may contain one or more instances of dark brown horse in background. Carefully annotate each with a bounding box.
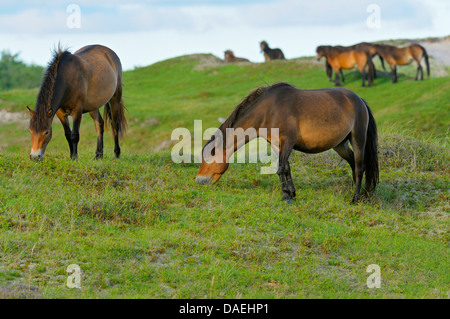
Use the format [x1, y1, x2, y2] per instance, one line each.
[28, 44, 127, 160]
[317, 46, 375, 87]
[260, 41, 285, 61]
[224, 50, 250, 63]
[196, 83, 379, 203]
[373, 43, 430, 83]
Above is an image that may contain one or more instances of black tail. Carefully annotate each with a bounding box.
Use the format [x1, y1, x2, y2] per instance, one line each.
[378, 55, 386, 70]
[421, 45, 430, 77]
[103, 99, 127, 139]
[362, 100, 379, 192]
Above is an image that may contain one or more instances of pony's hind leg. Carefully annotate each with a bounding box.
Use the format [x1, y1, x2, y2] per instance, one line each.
[391, 65, 398, 83]
[416, 61, 424, 81]
[89, 109, 104, 159]
[333, 139, 355, 183]
[107, 92, 126, 158]
[350, 130, 367, 203]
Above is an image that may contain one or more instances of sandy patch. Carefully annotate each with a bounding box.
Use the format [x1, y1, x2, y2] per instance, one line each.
[0, 109, 28, 124]
[190, 54, 224, 71]
[418, 36, 450, 66]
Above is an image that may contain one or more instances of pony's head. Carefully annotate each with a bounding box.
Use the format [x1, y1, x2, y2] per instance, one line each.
[260, 41, 268, 53]
[27, 46, 68, 161]
[224, 50, 234, 62]
[196, 134, 229, 185]
[316, 46, 327, 60]
[28, 106, 53, 161]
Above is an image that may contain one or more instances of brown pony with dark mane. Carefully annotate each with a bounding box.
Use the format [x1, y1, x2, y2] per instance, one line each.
[373, 43, 430, 83]
[224, 50, 249, 63]
[28, 44, 127, 160]
[260, 41, 285, 61]
[317, 46, 375, 87]
[324, 42, 385, 81]
[196, 83, 379, 203]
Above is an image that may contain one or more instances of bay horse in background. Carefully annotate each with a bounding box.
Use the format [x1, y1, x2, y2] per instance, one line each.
[224, 50, 250, 63]
[352, 42, 385, 73]
[316, 46, 375, 87]
[196, 82, 379, 204]
[373, 43, 430, 83]
[325, 60, 345, 82]
[322, 42, 383, 83]
[28, 44, 127, 160]
[260, 41, 285, 61]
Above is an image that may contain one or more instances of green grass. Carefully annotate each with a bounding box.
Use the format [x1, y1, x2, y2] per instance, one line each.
[0, 54, 448, 298]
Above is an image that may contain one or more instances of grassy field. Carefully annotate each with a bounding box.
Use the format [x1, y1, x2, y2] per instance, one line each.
[0, 53, 448, 298]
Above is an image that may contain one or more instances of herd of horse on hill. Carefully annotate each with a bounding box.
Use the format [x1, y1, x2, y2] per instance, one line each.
[26, 39, 431, 203]
[224, 41, 430, 87]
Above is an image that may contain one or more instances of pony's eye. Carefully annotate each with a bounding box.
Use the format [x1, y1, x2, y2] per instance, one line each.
[45, 131, 49, 136]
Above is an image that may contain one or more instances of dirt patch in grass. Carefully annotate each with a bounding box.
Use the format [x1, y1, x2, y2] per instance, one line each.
[0, 109, 28, 124]
[190, 54, 225, 71]
[0, 284, 41, 299]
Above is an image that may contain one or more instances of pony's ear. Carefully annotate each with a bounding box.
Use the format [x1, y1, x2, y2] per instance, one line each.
[47, 109, 53, 118]
[27, 106, 34, 117]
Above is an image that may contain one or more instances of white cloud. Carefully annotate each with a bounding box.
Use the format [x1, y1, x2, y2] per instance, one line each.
[0, 0, 447, 70]
[0, 0, 437, 35]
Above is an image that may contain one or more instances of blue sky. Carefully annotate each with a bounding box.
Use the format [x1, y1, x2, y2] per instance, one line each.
[0, 0, 449, 69]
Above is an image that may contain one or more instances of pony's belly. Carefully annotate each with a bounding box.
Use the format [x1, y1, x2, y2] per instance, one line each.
[398, 56, 413, 65]
[294, 125, 351, 153]
[83, 92, 114, 112]
[83, 78, 117, 111]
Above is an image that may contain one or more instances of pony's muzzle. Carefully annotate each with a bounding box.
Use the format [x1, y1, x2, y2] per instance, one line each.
[195, 175, 211, 185]
[30, 149, 43, 161]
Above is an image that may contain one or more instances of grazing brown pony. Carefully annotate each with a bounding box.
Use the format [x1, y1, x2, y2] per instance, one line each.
[316, 46, 375, 87]
[325, 60, 345, 82]
[196, 83, 379, 203]
[260, 41, 285, 61]
[373, 43, 430, 83]
[322, 42, 384, 83]
[27, 44, 126, 160]
[224, 50, 249, 63]
[349, 42, 385, 72]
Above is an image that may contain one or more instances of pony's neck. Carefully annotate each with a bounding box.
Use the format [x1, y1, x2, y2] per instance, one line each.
[49, 78, 66, 115]
[222, 120, 261, 162]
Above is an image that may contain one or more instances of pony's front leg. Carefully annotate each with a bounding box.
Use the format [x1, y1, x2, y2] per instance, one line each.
[283, 161, 296, 199]
[340, 69, 345, 83]
[325, 61, 333, 81]
[276, 145, 295, 203]
[56, 109, 73, 158]
[89, 110, 104, 159]
[70, 110, 82, 160]
[334, 69, 342, 86]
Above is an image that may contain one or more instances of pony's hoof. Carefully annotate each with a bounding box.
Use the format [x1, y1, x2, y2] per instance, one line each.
[94, 154, 103, 160]
[351, 196, 361, 204]
[282, 194, 293, 204]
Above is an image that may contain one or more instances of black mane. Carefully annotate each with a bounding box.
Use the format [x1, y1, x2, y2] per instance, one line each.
[30, 47, 71, 130]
